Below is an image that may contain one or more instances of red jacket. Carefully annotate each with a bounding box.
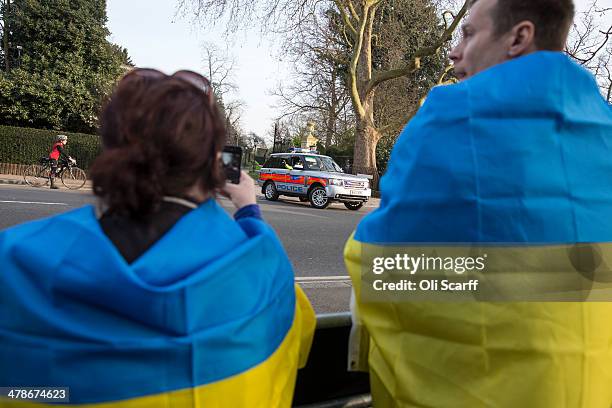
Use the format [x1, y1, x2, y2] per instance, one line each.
[49, 142, 64, 160]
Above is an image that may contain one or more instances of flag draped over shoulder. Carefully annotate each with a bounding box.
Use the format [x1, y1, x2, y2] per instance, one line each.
[0, 199, 315, 407]
[345, 52, 612, 407]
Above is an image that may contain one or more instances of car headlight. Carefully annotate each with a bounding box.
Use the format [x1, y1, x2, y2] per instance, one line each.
[328, 178, 343, 186]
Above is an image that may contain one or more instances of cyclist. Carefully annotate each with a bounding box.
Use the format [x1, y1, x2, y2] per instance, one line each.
[48, 135, 73, 189]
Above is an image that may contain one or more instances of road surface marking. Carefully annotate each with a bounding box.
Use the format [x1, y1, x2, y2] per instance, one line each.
[296, 276, 351, 282]
[296, 276, 353, 288]
[260, 207, 329, 219]
[296, 276, 353, 289]
[0, 200, 69, 206]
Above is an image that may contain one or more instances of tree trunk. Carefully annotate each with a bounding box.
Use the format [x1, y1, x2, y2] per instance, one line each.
[3, 0, 9, 72]
[352, 95, 381, 187]
[325, 68, 338, 149]
[350, 4, 381, 186]
[324, 113, 334, 149]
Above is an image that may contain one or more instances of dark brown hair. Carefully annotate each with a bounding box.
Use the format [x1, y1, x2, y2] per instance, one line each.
[470, 0, 575, 50]
[90, 69, 226, 217]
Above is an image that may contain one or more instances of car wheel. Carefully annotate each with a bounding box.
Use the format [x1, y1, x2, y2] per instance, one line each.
[309, 186, 330, 209]
[299, 197, 308, 202]
[344, 201, 364, 211]
[264, 182, 279, 201]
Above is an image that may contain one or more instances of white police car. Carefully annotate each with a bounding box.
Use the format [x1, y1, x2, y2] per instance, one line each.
[258, 153, 371, 210]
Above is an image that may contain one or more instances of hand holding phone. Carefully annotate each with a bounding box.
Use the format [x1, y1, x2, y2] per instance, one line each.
[220, 171, 256, 209]
[222, 145, 242, 184]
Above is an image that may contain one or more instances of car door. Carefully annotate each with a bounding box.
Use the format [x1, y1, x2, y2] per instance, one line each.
[273, 156, 291, 193]
[288, 156, 307, 195]
[259, 157, 279, 185]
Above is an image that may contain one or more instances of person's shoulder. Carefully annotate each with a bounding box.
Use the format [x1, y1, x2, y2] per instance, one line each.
[466, 51, 611, 120]
[411, 81, 470, 128]
[393, 81, 470, 147]
[422, 82, 469, 110]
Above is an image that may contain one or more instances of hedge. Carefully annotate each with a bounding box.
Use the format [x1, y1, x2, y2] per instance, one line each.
[0, 125, 101, 170]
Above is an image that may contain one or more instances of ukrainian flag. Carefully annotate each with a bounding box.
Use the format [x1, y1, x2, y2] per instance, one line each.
[0, 199, 315, 407]
[345, 52, 612, 407]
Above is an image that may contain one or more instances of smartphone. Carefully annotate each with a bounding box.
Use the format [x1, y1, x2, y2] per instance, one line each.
[222, 145, 242, 184]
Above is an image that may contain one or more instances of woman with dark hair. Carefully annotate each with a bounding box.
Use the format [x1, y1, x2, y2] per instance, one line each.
[0, 69, 315, 407]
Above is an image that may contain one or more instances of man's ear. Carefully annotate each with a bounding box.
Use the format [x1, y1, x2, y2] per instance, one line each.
[507, 21, 537, 57]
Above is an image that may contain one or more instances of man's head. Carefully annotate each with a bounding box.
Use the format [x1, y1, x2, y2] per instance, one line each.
[56, 135, 68, 145]
[450, 0, 575, 80]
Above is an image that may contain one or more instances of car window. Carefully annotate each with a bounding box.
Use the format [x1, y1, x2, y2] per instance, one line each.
[292, 156, 304, 170]
[321, 157, 343, 173]
[278, 157, 291, 170]
[264, 157, 278, 168]
[268, 157, 289, 169]
[302, 156, 343, 172]
[303, 156, 321, 171]
[263, 158, 275, 168]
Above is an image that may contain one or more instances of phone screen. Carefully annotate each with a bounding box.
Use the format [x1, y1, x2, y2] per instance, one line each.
[222, 146, 242, 184]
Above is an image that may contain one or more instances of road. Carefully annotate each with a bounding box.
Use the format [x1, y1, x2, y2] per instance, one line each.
[0, 184, 375, 313]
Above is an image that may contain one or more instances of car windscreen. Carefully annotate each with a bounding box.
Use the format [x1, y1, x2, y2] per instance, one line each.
[303, 156, 343, 172]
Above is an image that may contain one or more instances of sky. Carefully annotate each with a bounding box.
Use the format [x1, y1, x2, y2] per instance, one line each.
[106, 0, 290, 140]
[106, 0, 598, 139]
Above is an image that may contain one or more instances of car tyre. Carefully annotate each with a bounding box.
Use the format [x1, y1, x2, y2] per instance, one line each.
[344, 201, 364, 211]
[309, 186, 330, 209]
[263, 181, 279, 201]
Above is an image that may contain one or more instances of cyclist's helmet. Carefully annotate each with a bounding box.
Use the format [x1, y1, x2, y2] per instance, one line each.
[56, 135, 68, 142]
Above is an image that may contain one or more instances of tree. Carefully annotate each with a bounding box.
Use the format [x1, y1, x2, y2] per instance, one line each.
[246, 131, 267, 150]
[269, 120, 296, 152]
[202, 41, 238, 99]
[598, 46, 612, 102]
[0, 0, 11, 71]
[369, 0, 453, 172]
[272, 0, 454, 177]
[179, 0, 468, 180]
[0, 0, 130, 133]
[273, 55, 353, 149]
[111, 43, 134, 68]
[217, 96, 245, 146]
[271, 9, 353, 150]
[566, 1, 612, 102]
[332, 0, 467, 178]
[201, 41, 246, 146]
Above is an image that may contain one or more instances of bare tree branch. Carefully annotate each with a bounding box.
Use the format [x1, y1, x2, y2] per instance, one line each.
[366, 0, 468, 95]
[201, 41, 238, 99]
[566, 1, 612, 100]
[180, 0, 471, 174]
[333, 0, 358, 36]
[347, 3, 372, 118]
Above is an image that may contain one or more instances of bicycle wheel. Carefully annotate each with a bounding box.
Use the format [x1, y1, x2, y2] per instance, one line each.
[23, 164, 51, 187]
[61, 167, 87, 190]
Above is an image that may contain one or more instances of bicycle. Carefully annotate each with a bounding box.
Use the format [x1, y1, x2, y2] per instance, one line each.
[23, 157, 87, 190]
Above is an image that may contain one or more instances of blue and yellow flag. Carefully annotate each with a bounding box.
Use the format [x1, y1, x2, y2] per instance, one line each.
[0, 200, 315, 407]
[346, 52, 612, 407]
